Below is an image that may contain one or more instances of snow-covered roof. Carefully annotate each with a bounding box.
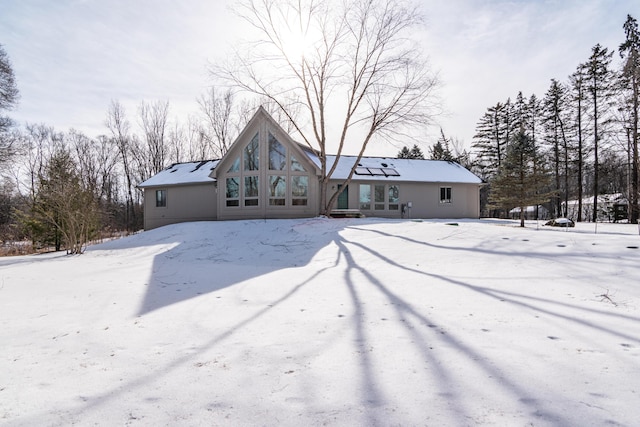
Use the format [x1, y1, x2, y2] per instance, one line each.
[309, 154, 482, 184]
[139, 153, 482, 188]
[509, 205, 550, 214]
[138, 160, 219, 188]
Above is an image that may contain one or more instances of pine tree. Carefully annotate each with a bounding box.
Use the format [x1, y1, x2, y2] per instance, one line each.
[397, 144, 425, 159]
[472, 102, 507, 179]
[619, 14, 640, 224]
[34, 150, 100, 253]
[429, 129, 454, 161]
[569, 67, 587, 221]
[582, 44, 614, 222]
[409, 144, 425, 159]
[397, 146, 411, 158]
[542, 79, 571, 217]
[489, 129, 554, 227]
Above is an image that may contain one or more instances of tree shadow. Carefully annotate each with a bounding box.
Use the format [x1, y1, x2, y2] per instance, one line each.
[22, 218, 638, 426]
[330, 224, 640, 425]
[90, 218, 360, 315]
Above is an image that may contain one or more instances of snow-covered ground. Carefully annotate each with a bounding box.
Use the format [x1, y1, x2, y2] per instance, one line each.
[1, 218, 639, 426]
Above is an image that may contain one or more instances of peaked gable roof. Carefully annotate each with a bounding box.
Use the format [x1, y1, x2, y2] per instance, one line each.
[213, 106, 321, 179]
[138, 108, 482, 187]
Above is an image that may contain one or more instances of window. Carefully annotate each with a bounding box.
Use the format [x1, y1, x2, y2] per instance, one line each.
[374, 185, 385, 210]
[244, 176, 259, 206]
[222, 129, 314, 210]
[359, 184, 400, 211]
[268, 133, 287, 170]
[227, 156, 240, 173]
[440, 187, 452, 204]
[244, 133, 259, 171]
[291, 176, 308, 206]
[359, 184, 371, 210]
[155, 189, 167, 207]
[389, 185, 399, 210]
[291, 155, 307, 172]
[269, 175, 286, 206]
[226, 178, 239, 207]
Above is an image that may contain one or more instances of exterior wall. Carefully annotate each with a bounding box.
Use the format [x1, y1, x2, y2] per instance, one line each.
[143, 183, 217, 230]
[215, 110, 320, 221]
[329, 180, 480, 219]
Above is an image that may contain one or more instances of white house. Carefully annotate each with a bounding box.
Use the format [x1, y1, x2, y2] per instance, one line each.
[138, 107, 483, 229]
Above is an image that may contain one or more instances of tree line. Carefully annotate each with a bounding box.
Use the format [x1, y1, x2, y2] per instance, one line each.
[0, 79, 276, 253]
[471, 15, 640, 225]
[2, 0, 438, 253]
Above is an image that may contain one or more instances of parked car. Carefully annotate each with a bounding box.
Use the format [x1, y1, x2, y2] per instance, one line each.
[545, 218, 575, 227]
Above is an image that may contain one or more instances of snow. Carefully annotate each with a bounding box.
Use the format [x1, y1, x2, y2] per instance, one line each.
[137, 160, 219, 188]
[1, 218, 639, 426]
[318, 154, 483, 183]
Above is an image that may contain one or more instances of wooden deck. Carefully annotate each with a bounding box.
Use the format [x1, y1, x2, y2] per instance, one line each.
[329, 209, 364, 218]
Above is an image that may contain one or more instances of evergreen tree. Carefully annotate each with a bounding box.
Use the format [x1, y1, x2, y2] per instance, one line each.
[397, 146, 411, 158]
[397, 144, 425, 159]
[542, 79, 571, 217]
[409, 144, 425, 159]
[619, 14, 640, 223]
[569, 67, 587, 221]
[33, 150, 100, 253]
[489, 129, 553, 227]
[472, 102, 507, 179]
[429, 129, 454, 161]
[582, 44, 614, 222]
[513, 91, 529, 133]
[527, 94, 542, 144]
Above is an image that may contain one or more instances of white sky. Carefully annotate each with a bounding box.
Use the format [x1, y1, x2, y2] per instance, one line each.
[0, 0, 636, 157]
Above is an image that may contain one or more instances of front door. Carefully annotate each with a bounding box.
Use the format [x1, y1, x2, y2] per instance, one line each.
[337, 185, 349, 209]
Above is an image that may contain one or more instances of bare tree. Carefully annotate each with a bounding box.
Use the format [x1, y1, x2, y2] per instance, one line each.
[35, 149, 99, 254]
[198, 87, 236, 158]
[106, 101, 140, 231]
[139, 100, 169, 176]
[214, 0, 439, 215]
[1, 44, 20, 164]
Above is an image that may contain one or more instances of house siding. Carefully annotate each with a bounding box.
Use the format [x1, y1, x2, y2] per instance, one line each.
[330, 180, 480, 219]
[143, 183, 217, 230]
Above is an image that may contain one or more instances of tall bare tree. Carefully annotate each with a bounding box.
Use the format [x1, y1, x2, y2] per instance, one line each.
[106, 101, 140, 231]
[214, 0, 439, 214]
[198, 87, 236, 158]
[139, 100, 170, 176]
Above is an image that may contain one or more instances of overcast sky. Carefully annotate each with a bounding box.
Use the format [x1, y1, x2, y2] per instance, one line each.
[0, 0, 636, 157]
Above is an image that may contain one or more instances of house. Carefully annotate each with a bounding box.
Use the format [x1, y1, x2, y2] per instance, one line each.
[138, 107, 483, 229]
[563, 193, 628, 222]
